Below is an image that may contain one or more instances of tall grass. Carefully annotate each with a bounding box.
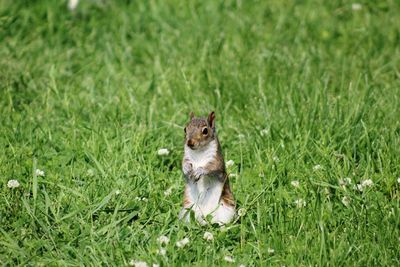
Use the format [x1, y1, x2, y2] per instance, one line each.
[0, 0, 399, 266]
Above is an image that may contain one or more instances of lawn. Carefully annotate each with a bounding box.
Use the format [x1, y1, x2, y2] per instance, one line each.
[1, 0, 399, 266]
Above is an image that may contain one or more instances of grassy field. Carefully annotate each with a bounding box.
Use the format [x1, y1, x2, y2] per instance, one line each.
[1, 0, 400, 266]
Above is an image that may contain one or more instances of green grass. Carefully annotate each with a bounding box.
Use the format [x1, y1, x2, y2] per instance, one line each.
[1, 0, 400, 266]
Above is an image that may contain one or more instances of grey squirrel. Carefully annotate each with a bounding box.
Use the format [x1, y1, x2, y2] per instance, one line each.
[179, 111, 236, 225]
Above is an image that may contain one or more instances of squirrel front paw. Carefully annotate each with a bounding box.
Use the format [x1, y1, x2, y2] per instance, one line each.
[192, 167, 206, 181]
[183, 162, 193, 176]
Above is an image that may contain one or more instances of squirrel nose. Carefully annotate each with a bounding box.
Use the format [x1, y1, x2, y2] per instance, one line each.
[187, 139, 195, 148]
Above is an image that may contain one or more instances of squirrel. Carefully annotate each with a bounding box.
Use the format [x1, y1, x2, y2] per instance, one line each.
[179, 111, 236, 225]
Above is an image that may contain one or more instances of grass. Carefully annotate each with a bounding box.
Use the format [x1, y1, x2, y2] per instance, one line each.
[1, 0, 399, 266]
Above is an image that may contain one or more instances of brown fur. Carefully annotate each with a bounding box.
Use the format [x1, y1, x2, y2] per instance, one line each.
[221, 178, 235, 207]
[184, 112, 216, 150]
[202, 140, 226, 182]
[181, 111, 236, 224]
[183, 185, 193, 208]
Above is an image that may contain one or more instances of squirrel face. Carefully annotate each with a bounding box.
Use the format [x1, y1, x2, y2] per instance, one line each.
[184, 111, 216, 150]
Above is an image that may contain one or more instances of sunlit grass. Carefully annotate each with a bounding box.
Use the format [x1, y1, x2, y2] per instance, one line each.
[0, 0, 399, 266]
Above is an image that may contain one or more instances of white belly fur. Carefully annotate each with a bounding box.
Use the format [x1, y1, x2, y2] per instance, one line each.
[182, 141, 235, 224]
[188, 176, 223, 216]
[185, 140, 218, 169]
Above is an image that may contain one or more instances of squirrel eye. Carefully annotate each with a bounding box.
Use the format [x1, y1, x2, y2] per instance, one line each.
[202, 127, 208, 135]
[184, 127, 186, 133]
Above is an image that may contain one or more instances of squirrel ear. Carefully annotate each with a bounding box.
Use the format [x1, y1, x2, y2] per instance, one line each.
[208, 111, 215, 128]
[189, 112, 195, 120]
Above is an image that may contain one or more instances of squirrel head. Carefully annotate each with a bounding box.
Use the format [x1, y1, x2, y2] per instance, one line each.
[184, 111, 216, 150]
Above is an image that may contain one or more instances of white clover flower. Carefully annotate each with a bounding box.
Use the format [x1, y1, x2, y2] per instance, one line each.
[260, 128, 269, 137]
[294, 199, 306, 208]
[229, 173, 237, 178]
[341, 196, 351, 207]
[352, 3, 362, 11]
[223, 255, 235, 263]
[157, 148, 170, 156]
[203, 231, 214, 241]
[68, 0, 79, 11]
[176, 237, 190, 248]
[356, 184, 364, 192]
[313, 164, 322, 171]
[226, 160, 235, 168]
[272, 156, 280, 163]
[238, 208, 246, 217]
[87, 169, 95, 177]
[267, 248, 275, 254]
[135, 196, 148, 202]
[35, 169, 45, 177]
[290, 180, 300, 188]
[115, 190, 121, 195]
[157, 235, 170, 245]
[157, 248, 166, 256]
[356, 179, 373, 192]
[164, 187, 172, 196]
[129, 260, 147, 267]
[361, 179, 373, 187]
[339, 178, 352, 187]
[7, 179, 20, 189]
